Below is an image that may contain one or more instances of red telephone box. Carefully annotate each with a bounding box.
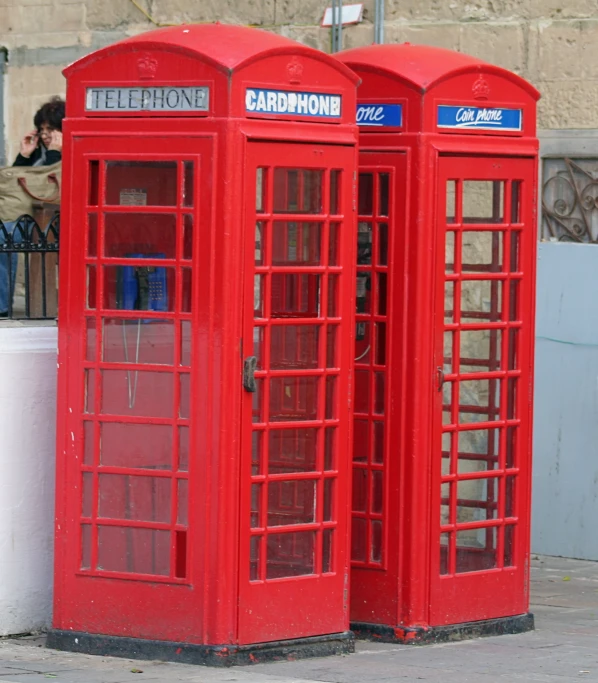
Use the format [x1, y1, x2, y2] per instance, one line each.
[336, 44, 539, 641]
[49, 24, 360, 665]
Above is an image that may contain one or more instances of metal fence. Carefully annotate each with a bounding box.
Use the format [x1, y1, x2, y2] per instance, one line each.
[0, 213, 60, 320]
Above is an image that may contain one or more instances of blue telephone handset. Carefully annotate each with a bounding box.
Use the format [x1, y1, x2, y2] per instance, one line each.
[117, 254, 168, 314]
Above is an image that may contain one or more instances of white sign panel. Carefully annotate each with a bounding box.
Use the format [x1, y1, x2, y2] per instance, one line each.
[321, 3, 364, 26]
[85, 87, 209, 112]
[246, 88, 342, 119]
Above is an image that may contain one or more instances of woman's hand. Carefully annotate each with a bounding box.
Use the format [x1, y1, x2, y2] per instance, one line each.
[19, 130, 38, 158]
[47, 130, 63, 152]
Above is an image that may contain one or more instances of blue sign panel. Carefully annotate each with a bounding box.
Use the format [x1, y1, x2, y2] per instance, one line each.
[245, 88, 342, 119]
[356, 103, 402, 127]
[437, 105, 522, 131]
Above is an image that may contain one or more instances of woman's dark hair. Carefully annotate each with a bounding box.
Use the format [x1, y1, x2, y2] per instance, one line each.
[34, 96, 65, 132]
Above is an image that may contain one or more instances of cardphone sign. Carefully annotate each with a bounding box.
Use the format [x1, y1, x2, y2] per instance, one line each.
[245, 88, 342, 119]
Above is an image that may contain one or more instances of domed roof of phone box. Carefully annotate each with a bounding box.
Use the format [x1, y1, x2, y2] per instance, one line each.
[64, 23, 358, 81]
[337, 43, 539, 98]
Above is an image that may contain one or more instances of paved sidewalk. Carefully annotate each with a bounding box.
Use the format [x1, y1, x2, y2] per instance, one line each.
[1, 555, 597, 683]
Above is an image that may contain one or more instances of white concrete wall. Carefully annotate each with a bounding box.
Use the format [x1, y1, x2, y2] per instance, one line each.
[0, 324, 57, 635]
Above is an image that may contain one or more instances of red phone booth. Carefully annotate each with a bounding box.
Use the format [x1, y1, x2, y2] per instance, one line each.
[336, 44, 539, 641]
[48, 24, 360, 665]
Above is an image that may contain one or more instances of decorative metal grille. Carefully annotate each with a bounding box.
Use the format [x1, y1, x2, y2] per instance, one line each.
[0, 213, 60, 319]
[542, 158, 598, 244]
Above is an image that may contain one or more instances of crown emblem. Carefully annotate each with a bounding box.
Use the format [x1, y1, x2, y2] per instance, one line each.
[137, 55, 158, 80]
[472, 75, 490, 100]
[287, 58, 303, 85]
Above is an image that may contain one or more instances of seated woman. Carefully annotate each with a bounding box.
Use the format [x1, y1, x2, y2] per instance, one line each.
[0, 97, 65, 317]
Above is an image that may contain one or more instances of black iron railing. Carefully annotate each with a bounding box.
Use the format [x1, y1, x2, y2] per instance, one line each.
[0, 213, 60, 320]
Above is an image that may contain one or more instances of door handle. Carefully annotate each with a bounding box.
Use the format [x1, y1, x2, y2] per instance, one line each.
[436, 366, 445, 392]
[243, 356, 258, 393]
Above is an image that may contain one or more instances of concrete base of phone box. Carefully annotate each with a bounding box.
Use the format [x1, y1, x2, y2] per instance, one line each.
[351, 612, 534, 644]
[46, 629, 355, 667]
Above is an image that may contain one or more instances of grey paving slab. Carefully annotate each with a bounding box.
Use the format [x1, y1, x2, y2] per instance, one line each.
[1, 555, 598, 683]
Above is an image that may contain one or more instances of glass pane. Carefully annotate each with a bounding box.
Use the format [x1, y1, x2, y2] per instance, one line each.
[254, 275, 264, 317]
[105, 161, 178, 206]
[178, 426, 189, 471]
[375, 322, 386, 365]
[353, 420, 368, 463]
[327, 325, 338, 368]
[330, 170, 341, 215]
[250, 536, 261, 580]
[324, 428, 335, 470]
[179, 373, 190, 419]
[504, 525, 515, 567]
[510, 231, 520, 271]
[103, 264, 173, 312]
[442, 432, 452, 474]
[354, 369, 370, 414]
[456, 527, 497, 573]
[98, 473, 171, 523]
[371, 470, 383, 514]
[269, 376, 318, 422]
[270, 325, 319, 369]
[374, 372, 385, 414]
[100, 422, 172, 469]
[87, 266, 97, 309]
[256, 168, 266, 213]
[373, 421, 384, 464]
[459, 379, 501, 424]
[86, 318, 97, 361]
[84, 369, 96, 414]
[461, 279, 503, 323]
[457, 428, 500, 473]
[269, 428, 317, 473]
[272, 221, 321, 265]
[104, 214, 177, 259]
[457, 478, 498, 523]
[357, 222, 372, 265]
[181, 321, 192, 366]
[446, 232, 455, 273]
[181, 268, 193, 313]
[323, 478, 334, 522]
[82, 472, 93, 518]
[323, 529, 333, 573]
[506, 426, 517, 469]
[252, 430, 263, 475]
[80, 524, 92, 570]
[507, 378, 518, 420]
[378, 223, 388, 265]
[377, 273, 388, 315]
[83, 421, 94, 465]
[183, 161, 194, 208]
[329, 222, 340, 266]
[271, 274, 320, 318]
[509, 280, 520, 321]
[379, 173, 389, 216]
[462, 181, 504, 223]
[183, 215, 193, 260]
[462, 231, 503, 274]
[328, 275, 339, 317]
[352, 468, 367, 512]
[460, 329, 502, 373]
[88, 213, 98, 257]
[511, 181, 521, 223]
[251, 483, 262, 528]
[102, 319, 174, 365]
[443, 381, 453, 425]
[100, 369, 174, 418]
[177, 479, 188, 526]
[446, 180, 456, 223]
[252, 378, 264, 423]
[255, 221, 264, 266]
[273, 169, 322, 214]
[444, 331, 454, 374]
[97, 526, 170, 575]
[445, 281, 455, 324]
[506, 475, 516, 518]
[88, 160, 99, 206]
[371, 520, 382, 563]
[351, 517, 367, 562]
[440, 532, 450, 575]
[358, 173, 373, 215]
[253, 326, 265, 369]
[325, 376, 337, 420]
[266, 531, 315, 578]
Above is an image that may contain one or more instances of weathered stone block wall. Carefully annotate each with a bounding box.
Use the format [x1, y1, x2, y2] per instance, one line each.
[0, 1, 594, 157]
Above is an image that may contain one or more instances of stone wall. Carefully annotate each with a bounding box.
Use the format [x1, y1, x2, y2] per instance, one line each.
[0, 0, 595, 158]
